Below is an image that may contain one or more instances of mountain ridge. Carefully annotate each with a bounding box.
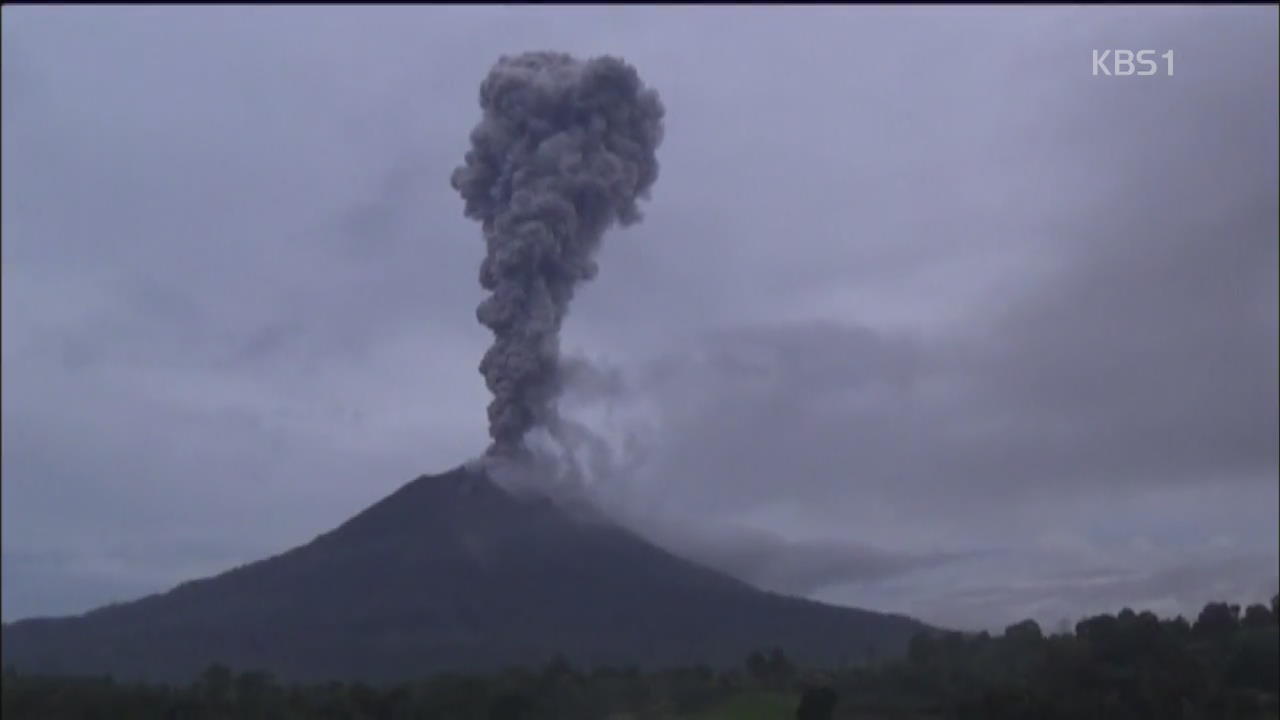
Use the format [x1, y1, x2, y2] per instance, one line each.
[2, 466, 929, 683]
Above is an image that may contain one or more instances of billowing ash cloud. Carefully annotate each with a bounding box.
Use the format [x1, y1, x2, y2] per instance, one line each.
[451, 51, 665, 457]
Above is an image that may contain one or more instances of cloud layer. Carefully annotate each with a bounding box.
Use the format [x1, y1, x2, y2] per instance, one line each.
[3, 6, 1276, 630]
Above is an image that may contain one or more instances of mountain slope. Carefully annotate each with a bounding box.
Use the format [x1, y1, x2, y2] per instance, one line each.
[1, 467, 928, 683]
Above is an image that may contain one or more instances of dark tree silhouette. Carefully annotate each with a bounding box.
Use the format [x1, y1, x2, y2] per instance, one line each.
[489, 691, 534, 720]
[795, 685, 838, 720]
[1, 596, 1277, 720]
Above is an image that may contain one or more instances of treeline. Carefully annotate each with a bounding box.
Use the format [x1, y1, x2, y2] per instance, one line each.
[871, 595, 1280, 719]
[2, 596, 1277, 719]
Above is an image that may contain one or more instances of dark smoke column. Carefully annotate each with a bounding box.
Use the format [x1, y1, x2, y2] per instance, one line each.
[451, 52, 665, 458]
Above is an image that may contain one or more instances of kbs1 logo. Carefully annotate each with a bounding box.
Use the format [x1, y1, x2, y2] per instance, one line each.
[1092, 50, 1174, 77]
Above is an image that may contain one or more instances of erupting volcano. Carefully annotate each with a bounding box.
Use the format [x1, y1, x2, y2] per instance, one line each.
[1, 52, 930, 685]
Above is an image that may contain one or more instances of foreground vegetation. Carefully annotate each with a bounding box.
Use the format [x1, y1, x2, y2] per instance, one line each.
[3, 596, 1277, 719]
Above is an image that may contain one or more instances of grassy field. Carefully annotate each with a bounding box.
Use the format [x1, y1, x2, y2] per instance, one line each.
[684, 691, 797, 719]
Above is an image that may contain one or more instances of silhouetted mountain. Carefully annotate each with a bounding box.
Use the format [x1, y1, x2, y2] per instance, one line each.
[1, 467, 928, 683]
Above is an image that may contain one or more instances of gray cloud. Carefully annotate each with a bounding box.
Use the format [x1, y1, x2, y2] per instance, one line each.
[2, 6, 1275, 632]
[638, 520, 965, 598]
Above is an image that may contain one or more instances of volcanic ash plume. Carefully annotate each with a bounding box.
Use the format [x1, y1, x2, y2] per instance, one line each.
[451, 51, 665, 458]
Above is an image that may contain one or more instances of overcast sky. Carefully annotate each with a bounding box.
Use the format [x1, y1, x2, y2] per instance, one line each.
[2, 5, 1277, 633]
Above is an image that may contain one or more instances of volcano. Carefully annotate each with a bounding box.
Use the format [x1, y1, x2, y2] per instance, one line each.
[1, 467, 928, 684]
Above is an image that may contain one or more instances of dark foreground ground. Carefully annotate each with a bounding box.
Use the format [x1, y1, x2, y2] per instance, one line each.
[4, 597, 1277, 719]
